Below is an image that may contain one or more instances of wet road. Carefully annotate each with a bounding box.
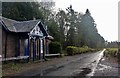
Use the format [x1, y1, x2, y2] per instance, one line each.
[36, 49, 106, 77]
[94, 55, 119, 77]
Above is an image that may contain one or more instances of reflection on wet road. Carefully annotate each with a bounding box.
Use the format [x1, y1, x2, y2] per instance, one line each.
[94, 56, 118, 76]
[36, 49, 107, 77]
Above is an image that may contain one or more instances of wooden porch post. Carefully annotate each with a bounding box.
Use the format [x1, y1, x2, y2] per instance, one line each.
[39, 38, 41, 60]
[42, 38, 45, 59]
[18, 38, 20, 56]
[33, 38, 36, 61]
[27, 37, 30, 62]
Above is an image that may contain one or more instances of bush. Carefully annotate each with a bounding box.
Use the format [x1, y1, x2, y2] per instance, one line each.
[105, 48, 118, 57]
[49, 41, 61, 54]
[66, 46, 95, 56]
[66, 46, 77, 55]
[66, 46, 73, 55]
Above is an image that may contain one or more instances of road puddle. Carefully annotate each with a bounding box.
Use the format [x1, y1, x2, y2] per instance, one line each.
[93, 56, 119, 76]
[97, 64, 112, 71]
[80, 68, 92, 75]
[96, 57, 113, 71]
[72, 68, 92, 76]
[37, 65, 65, 76]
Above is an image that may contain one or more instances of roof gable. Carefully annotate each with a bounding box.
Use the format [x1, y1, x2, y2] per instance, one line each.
[38, 22, 48, 36]
[30, 25, 43, 37]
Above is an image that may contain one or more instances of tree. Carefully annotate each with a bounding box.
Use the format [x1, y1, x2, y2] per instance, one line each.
[2, 2, 34, 21]
[66, 5, 78, 46]
[2, 2, 105, 49]
[56, 9, 68, 48]
[79, 9, 105, 48]
[2, 2, 50, 21]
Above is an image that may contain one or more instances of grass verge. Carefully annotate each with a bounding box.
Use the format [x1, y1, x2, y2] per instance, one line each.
[104, 48, 118, 57]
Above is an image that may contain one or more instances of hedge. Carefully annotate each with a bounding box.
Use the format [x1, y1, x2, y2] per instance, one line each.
[49, 41, 61, 54]
[66, 46, 95, 56]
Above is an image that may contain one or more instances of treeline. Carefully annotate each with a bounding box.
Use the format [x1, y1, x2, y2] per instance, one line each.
[106, 41, 119, 48]
[2, 2, 105, 49]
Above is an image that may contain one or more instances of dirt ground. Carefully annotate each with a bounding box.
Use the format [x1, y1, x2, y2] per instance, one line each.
[2, 57, 63, 76]
[2, 54, 87, 76]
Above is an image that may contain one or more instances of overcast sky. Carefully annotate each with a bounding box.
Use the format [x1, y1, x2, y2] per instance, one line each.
[3, 0, 118, 42]
[54, 0, 118, 42]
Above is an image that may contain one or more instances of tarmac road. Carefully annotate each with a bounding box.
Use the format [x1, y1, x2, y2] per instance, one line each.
[36, 49, 106, 77]
[16, 49, 119, 78]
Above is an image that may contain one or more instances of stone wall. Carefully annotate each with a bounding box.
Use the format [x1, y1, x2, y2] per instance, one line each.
[6, 33, 18, 57]
[2, 30, 18, 57]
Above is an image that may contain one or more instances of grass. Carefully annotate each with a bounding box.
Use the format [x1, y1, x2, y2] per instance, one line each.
[2, 62, 24, 76]
[105, 48, 118, 57]
[2, 56, 64, 76]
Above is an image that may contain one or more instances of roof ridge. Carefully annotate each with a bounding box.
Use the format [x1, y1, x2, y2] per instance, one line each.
[17, 19, 40, 23]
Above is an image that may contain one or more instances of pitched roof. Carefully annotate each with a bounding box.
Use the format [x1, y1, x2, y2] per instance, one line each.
[1, 16, 18, 32]
[13, 20, 39, 32]
[1, 17, 48, 36]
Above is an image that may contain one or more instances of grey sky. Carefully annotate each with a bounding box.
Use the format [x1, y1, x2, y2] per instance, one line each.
[54, 0, 118, 42]
[2, 0, 119, 42]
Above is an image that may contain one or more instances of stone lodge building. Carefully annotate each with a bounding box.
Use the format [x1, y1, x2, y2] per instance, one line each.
[0, 17, 53, 61]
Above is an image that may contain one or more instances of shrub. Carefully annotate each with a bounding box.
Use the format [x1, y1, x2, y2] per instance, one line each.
[49, 41, 61, 54]
[66, 46, 95, 56]
[66, 46, 76, 55]
[105, 48, 118, 57]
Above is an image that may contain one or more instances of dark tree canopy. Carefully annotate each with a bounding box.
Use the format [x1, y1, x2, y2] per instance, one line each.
[2, 3, 105, 49]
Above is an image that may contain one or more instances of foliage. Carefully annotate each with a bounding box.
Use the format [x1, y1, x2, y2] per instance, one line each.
[118, 48, 120, 61]
[106, 41, 119, 48]
[105, 48, 118, 57]
[66, 46, 95, 56]
[2, 2, 105, 50]
[49, 41, 62, 54]
[66, 46, 77, 55]
[47, 18, 60, 41]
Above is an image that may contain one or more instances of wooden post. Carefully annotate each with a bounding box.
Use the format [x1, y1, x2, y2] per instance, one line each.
[29, 38, 32, 60]
[37, 39, 39, 60]
[18, 38, 20, 56]
[24, 39, 27, 56]
[27, 37, 30, 62]
[33, 38, 36, 61]
[39, 38, 41, 60]
[42, 38, 45, 59]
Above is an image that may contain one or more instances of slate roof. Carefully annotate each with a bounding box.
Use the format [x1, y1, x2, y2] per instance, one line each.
[13, 20, 39, 32]
[1, 16, 18, 32]
[1, 16, 48, 36]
